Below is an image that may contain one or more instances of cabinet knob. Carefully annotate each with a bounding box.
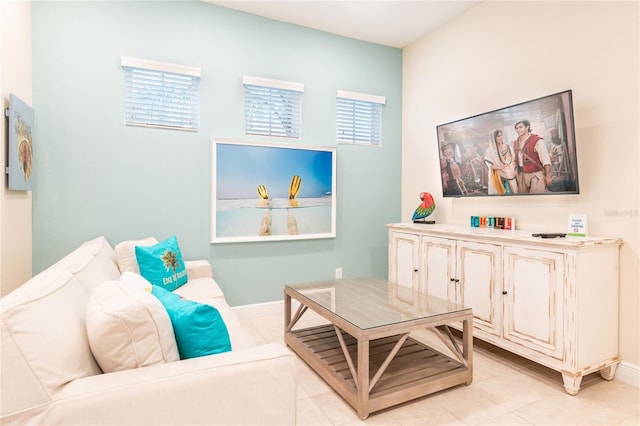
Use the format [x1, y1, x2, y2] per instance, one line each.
[502, 291, 508, 295]
[414, 269, 418, 272]
[450, 278, 455, 282]
[455, 279, 460, 283]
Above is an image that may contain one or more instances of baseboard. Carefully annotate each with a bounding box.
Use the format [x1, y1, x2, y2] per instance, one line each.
[232, 301, 640, 390]
[232, 299, 285, 320]
[615, 361, 640, 388]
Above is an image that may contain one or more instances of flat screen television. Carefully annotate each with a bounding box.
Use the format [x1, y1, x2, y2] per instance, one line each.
[436, 90, 579, 197]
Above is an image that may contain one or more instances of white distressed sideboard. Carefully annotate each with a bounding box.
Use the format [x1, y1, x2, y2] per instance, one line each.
[387, 223, 622, 395]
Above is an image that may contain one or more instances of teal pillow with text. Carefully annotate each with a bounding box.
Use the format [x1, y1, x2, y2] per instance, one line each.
[135, 235, 188, 291]
[151, 286, 231, 359]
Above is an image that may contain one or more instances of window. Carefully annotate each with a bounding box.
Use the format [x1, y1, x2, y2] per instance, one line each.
[336, 90, 385, 146]
[121, 56, 201, 131]
[243, 76, 304, 138]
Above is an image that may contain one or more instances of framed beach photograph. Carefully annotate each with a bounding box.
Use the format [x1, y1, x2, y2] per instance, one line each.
[211, 139, 337, 243]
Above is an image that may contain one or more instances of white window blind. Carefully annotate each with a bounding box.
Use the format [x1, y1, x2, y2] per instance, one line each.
[121, 56, 201, 131]
[243, 75, 304, 138]
[336, 90, 385, 146]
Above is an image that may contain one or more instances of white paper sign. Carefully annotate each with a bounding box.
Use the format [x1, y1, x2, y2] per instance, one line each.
[568, 214, 588, 237]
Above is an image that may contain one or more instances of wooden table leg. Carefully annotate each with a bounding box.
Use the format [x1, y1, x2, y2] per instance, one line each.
[357, 338, 370, 419]
[284, 290, 291, 338]
[463, 316, 473, 385]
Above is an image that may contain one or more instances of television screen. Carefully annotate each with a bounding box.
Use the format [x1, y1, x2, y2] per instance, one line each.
[436, 90, 579, 197]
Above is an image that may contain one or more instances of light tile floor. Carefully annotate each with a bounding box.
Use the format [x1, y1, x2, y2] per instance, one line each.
[237, 306, 639, 425]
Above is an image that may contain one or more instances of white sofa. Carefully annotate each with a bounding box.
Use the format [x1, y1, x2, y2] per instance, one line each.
[0, 236, 296, 425]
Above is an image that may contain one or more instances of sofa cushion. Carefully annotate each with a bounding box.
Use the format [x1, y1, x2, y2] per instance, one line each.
[62, 236, 123, 292]
[114, 237, 158, 274]
[173, 279, 256, 350]
[1, 269, 103, 396]
[0, 236, 120, 402]
[151, 286, 231, 359]
[86, 274, 180, 373]
[1, 236, 120, 311]
[199, 297, 256, 350]
[172, 277, 225, 302]
[0, 320, 51, 418]
[135, 236, 188, 291]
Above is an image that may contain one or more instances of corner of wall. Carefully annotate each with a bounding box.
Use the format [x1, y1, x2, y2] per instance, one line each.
[1, 0, 33, 296]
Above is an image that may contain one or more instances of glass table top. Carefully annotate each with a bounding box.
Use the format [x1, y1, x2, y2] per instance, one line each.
[286, 276, 470, 330]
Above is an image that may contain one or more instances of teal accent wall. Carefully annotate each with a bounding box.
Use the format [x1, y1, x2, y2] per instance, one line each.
[31, 1, 402, 306]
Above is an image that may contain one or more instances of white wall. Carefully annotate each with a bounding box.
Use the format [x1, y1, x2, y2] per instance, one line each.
[0, 1, 32, 296]
[403, 1, 639, 368]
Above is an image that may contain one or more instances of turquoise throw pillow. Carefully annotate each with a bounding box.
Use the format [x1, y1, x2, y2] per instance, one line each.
[151, 286, 231, 359]
[135, 235, 188, 291]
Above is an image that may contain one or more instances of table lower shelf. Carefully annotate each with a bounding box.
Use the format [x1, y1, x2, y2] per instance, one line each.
[286, 324, 471, 417]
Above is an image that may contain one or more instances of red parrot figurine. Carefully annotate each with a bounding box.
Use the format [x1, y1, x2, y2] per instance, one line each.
[412, 192, 436, 224]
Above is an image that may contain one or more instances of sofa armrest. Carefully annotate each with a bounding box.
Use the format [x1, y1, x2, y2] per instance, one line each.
[184, 259, 212, 280]
[9, 344, 296, 425]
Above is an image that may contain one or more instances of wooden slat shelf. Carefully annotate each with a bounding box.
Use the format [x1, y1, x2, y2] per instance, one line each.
[288, 324, 469, 411]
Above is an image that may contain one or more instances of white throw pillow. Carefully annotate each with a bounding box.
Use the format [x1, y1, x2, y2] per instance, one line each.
[114, 237, 158, 274]
[86, 273, 179, 373]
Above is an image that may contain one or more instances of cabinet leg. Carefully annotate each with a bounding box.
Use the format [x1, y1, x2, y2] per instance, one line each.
[599, 363, 619, 381]
[561, 372, 582, 395]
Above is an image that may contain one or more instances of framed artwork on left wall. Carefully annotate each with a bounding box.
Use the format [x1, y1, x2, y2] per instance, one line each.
[6, 94, 34, 191]
[211, 139, 337, 243]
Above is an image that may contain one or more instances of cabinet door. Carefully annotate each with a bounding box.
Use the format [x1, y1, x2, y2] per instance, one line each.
[420, 236, 456, 302]
[503, 246, 565, 360]
[457, 240, 502, 337]
[388, 231, 420, 291]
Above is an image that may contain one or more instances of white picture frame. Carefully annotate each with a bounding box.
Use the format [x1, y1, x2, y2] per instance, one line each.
[210, 139, 337, 243]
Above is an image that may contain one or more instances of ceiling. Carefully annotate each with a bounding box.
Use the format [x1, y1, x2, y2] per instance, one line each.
[203, 1, 479, 48]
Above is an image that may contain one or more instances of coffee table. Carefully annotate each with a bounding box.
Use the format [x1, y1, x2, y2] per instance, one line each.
[284, 276, 473, 419]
